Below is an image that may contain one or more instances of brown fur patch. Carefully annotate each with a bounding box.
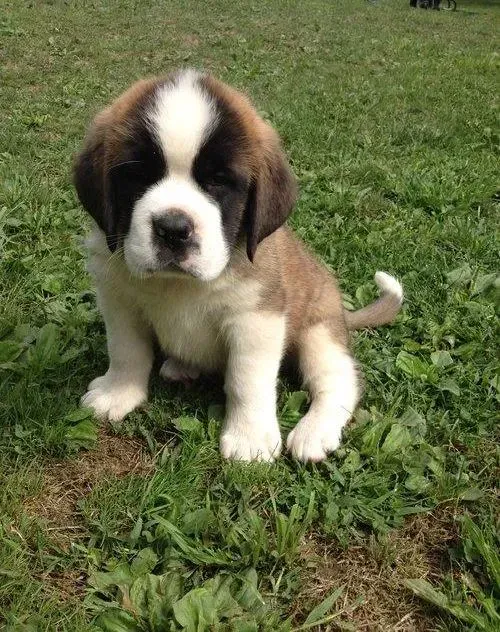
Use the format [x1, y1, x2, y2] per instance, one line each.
[229, 227, 348, 347]
[201, 74, 264, 169]
[104, 78, 159, 158]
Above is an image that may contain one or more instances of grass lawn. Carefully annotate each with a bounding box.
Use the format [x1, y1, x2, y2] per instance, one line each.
[1, 0, 499, 629]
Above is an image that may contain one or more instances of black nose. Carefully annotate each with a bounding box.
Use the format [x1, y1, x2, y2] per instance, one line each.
[152, 212, 194, 249]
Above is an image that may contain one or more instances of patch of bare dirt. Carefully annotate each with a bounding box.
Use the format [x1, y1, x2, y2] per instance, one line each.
[40, 569, 88, 601]
[24, 430, 152, 549]
[294, 508, 459, 631]
[181, 34, 200, 47]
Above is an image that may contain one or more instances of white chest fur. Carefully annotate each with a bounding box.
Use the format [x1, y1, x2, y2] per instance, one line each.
[135, 277, 233, 371]
[87, 230, 261, 373]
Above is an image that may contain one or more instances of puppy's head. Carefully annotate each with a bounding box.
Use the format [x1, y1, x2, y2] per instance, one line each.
[74, 70, 297, 281]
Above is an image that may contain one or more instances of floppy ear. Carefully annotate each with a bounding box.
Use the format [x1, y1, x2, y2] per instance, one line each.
[73, 113, 117, 251]
[245, 128, 298, 261]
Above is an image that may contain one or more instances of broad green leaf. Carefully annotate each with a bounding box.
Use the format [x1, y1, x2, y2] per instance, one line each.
[204, 574, 242, 619]
[14, 424, 31, 438]
[66, 419, 98, 448]
[230, 619, 258, 632]
[489, 375, 500, 393]
[128, 576, 148, 618]
[430, 350, 453, 368]
[173, 587, 218, 631]
[459, 488, 484, 501]
[405, 579, 449, 609]
[361, 419, 391, 454]
[41, 275, 63, 295]
[95, 608, 140, 632]
[182, 508, 216, 536]
[157, 571, 183, 610]
[235, 568, 265, 613]
[381, 424, 412, 453]
[438, 378, 460, 396]
[355, 282, 373, 305]
[396, 351, 437, 382]
[280, 391, 309, 429]
[400, 408, 426, 436]
[283, 391, 308, 414]
[405, 474, 430, 493]
[353, 408, 371, 424]
[340, 449, 361, 473]
[34, 323, 60, 362]
[325, 501, 339, 524]
[426, 456, 444, 477]
[402, 339, 422, 352]
[304, 585, 344, 624]
[0, 340, 24, 363]
[129, 516, 143, 546]
[65, 407, 93, 423]
[59, 345, 87, 363]
[65, 419, 98, 448]
[130, 548, 158, 577]
[0, 361, 24, 372]
[453, 342, 480, 358]
[145, 575, 178, 630]
[152, 514, 231, 565]
[446, 264, 472, 286]
[133, 571, 182, 626]
[91, 563, 134, 591]
[342, 294, 355, 310]
[471, 272, 497, 295]
[172, 416, 203, 432]
[13, 323, 38, 343]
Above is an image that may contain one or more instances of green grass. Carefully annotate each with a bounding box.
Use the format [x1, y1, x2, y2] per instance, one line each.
[1, 0, 499, 630]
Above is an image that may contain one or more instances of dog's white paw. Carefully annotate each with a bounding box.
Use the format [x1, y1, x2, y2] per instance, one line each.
[286, 413, 343, 463]
[220, 418, 282, 462]
[81, 374, 147, 422]
[160, 358, 200, 384]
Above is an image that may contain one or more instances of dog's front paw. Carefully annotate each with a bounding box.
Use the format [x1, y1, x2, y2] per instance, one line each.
[220, 417, 282, 462]
[286, 413, 343, 463]
[81, 374, 147, 422]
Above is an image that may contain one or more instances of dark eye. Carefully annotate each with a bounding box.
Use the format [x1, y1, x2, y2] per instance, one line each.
[205, 171, 233, 188]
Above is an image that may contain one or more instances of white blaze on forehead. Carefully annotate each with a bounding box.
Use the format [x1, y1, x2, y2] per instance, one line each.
[149, 70, 217, 172]
[124, 70, 230, 282]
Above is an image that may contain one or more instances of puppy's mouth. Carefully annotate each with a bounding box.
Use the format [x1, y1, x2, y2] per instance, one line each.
[138, 257, 204, 281]
[148, 262, 191, 277]
[123, 238, 215, 282]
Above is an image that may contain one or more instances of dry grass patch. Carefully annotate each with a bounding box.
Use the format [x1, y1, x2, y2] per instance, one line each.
[294, 508, 459, 631]
[39, 569, 88, 602]
[23, 429, 152, 548]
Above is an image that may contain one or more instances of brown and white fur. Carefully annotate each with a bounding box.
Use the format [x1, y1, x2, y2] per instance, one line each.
[74, 69, 403, 463]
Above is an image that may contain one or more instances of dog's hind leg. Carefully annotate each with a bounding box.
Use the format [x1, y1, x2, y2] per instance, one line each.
[160, 357, 200, 385]
[286, 323, 360, 462]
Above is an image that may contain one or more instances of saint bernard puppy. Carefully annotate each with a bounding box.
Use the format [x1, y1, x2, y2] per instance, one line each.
[74, 69, 403, 463]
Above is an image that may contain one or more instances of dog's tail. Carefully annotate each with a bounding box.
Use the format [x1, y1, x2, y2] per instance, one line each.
[344, 271, 403, 330]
